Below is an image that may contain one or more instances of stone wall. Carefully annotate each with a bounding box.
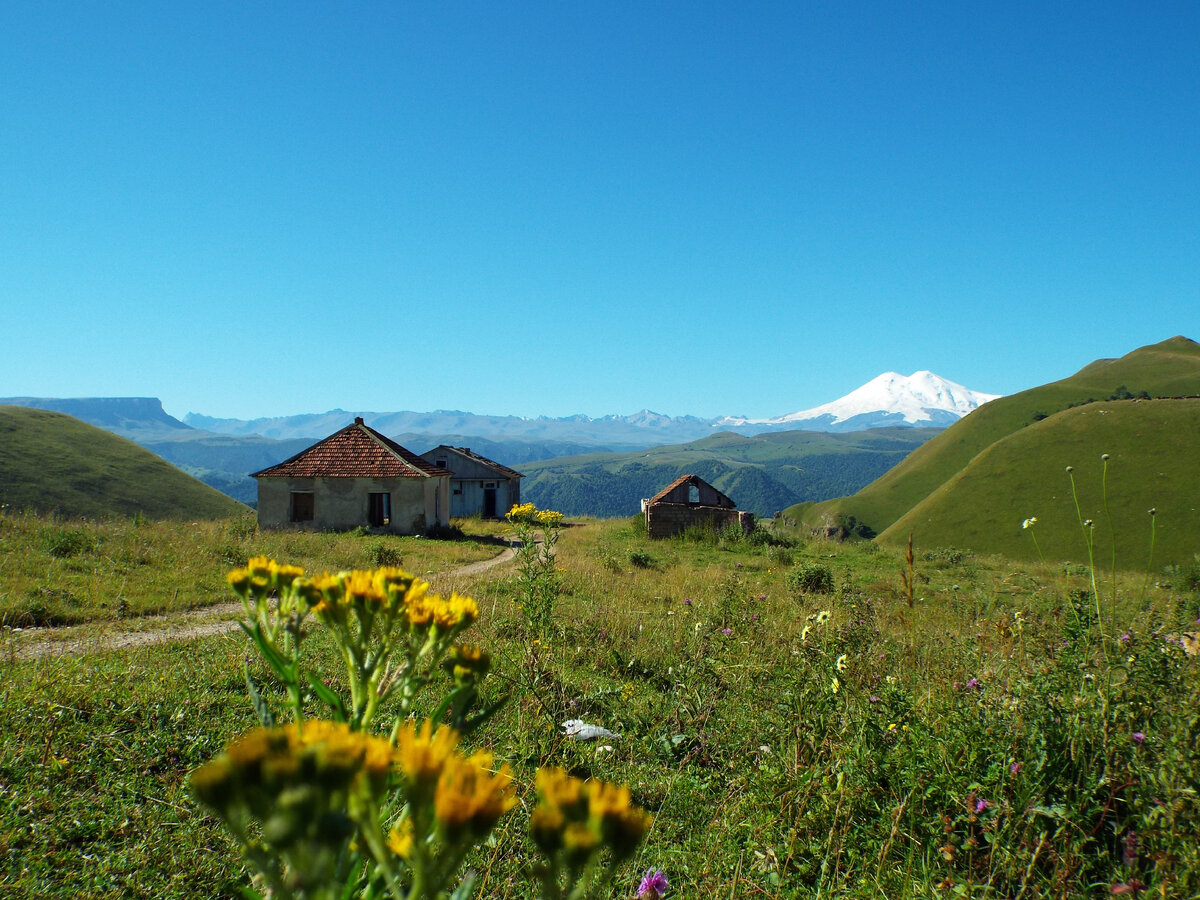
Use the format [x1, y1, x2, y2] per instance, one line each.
[645, 503, 754, 539]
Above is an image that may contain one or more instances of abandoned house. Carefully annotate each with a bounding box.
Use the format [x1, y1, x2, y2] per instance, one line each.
[642, 473, 754, 539]
[417, 445, 523, 519]
[251, 418, 451, 534]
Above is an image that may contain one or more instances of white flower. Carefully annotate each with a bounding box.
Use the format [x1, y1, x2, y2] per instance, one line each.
[835, 654, 848, 672]
[1022, 517, 1038, 529]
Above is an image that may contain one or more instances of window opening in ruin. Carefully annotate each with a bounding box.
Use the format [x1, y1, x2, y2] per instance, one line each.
[290, 492, 315, 522]
[368, 492, 391, 527]
[688, 484, 700, 504]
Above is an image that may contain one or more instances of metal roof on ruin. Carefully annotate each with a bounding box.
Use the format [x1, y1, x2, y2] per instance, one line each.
[645, 473, 736, 508]
[424, 445, 524, 480]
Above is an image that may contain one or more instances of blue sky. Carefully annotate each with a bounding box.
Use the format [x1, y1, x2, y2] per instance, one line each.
[2, 2, 1198, 421]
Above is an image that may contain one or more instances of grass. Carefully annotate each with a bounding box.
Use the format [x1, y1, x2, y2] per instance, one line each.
[2, 513, 1199, 898]
[0, 406, 247, 520]
[876, 398, 1200, 567]
[0, 510, 509, 627]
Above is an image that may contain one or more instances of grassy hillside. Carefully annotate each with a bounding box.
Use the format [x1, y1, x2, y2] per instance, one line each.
[521, 427, 940, 517]
[878, 398, 1200, 567]
[790, 335, 1200, 537]
[0, 406, 248, 520]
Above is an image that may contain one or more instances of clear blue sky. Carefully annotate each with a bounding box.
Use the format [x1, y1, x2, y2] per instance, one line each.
[3, 2, 1198, 421]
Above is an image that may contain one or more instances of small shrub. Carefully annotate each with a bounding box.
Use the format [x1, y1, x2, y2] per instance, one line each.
[40, 527, 95, 559]
[365, 540, 403, 568]
[677, 523, 720, 544]
[770, 545, 795, 567]
[227, 514, 258, 540]
[1170, 560, 1200, 593]
[788, 562, 834, 595]
[628, 549, 655, 569]
[922, 547, 969, 567]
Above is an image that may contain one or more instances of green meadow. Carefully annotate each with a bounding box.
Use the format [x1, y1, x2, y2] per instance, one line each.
[3, 511, 1198, 898]
[792, 336, 1200, 566]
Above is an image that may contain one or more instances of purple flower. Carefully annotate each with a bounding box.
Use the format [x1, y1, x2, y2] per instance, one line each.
[1111, 880, 1145, 895]
[975, 799, 990, 813]
[683, 598, 692, 605]
[965, 678, 980, 690]
[721, 627, 733, 635]
[1132, 732, 1146, 744]
[1119, 633, 1131, 643]
[868, 695, 881, 703]
[638, 868, 669, 899]
[758, 594, 766, 599]
[1010, 762, 1022, 775]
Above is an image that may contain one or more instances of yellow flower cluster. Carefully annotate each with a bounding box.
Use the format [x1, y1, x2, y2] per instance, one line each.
[193, 719, 517, 852]
[393, 720, 516, 841]
[227, 559, 479, 636]
[226, 555, 305, 603]
[190, 721, 396, 841]
[530, 767, 652, 867]
[506, 503, 565, 528]
[442, 644, 492, 685]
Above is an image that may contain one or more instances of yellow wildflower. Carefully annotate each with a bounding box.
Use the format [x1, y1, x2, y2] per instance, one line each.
[394, 720, 460, 793]
[387, 819, 414, 859]
[433, 751, 516, 839]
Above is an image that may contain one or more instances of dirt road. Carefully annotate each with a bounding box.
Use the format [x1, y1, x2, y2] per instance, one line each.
[5, 541, 518, 661]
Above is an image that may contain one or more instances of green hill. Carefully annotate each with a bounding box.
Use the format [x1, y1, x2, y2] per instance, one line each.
[0, 406, 248, 520]
[879, 397, 1200, 567]
[522, 427, 940, 518]
[789, 336, 1200, 540]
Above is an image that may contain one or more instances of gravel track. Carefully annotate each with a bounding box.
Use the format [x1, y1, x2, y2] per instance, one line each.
[6, 541, 518, 661]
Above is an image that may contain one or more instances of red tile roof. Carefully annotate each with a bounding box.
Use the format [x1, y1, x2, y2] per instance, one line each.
[252, 420, 451, 479]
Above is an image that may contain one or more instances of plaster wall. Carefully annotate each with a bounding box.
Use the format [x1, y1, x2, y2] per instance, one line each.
[256, 476, 440, 534]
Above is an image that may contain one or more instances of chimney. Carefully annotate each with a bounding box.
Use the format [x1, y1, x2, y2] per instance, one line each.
[354, 416, 364, 425]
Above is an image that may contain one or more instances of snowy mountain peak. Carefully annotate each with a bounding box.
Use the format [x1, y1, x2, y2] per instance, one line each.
[722, 371, 1000, 431]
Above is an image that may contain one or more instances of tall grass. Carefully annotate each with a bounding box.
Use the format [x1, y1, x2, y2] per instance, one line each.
[2, 515, 1198, 897]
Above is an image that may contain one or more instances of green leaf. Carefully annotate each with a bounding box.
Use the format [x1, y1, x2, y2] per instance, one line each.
[244, 660, 276, 728]
[306, 671, 348, 722]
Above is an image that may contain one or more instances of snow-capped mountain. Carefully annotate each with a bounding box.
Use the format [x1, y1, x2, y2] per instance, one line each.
[719, 371, 1000, 433]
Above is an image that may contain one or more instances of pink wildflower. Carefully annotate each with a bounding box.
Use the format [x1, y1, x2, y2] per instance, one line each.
[637, 868, 669, 899]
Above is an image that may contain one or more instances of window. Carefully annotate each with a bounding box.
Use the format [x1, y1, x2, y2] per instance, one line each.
[290, 492, 315, 522]
[368, 492, 391, 527]
[688, 484, 700, 504]
[436, 460, 447, 468]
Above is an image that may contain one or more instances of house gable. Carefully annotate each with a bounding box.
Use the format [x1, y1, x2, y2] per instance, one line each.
[253, 418, 449, 480]
[643, 473, 750, 538]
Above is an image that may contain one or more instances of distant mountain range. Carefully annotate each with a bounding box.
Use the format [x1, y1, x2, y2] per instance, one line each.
[181, 370, 997, 444]
[1, 370, 997, 512]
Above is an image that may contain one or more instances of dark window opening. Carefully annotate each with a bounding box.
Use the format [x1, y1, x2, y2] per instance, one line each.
[368, 492, 391, 527]
[483, 488, 497, 518]
[290, 492, 315, 522]
[436, 460, 447, 468]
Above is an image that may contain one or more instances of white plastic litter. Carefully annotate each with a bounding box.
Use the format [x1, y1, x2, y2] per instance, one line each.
[561, 719, 620, 741]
